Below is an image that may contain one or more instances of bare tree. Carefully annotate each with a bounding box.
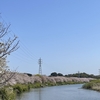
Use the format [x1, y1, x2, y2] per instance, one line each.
[0, 21, 19, 87]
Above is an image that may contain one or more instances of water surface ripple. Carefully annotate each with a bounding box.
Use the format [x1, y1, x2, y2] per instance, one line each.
[16, 84, 100, 100]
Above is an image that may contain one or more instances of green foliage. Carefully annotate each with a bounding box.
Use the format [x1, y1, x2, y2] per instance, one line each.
[90, 79, 100, 83]
[32, 82, 42, 88]
[13, 84, 29, 94]
[50, 72, 63, 77]
[45, 82, 56, 86]
[24, 73, 32, 77]
[82, 82, 93, 89]
[65, 72, 100, 78]
[82, 79, 100, 90]
[0, 87, 16, 100]
[57, 73, 63, 76]
[0, 83, 43, 100]
[0, 77, 89, 100]
[50, 72, 100, 78]
[50, 72, 58, 76]
[35, 74, 41, 77]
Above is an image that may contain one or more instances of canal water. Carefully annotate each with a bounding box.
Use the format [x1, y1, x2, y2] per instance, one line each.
[16, 84, 100, 100]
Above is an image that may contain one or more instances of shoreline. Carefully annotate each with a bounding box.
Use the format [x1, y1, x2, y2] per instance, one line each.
[0, 72, 94, 100]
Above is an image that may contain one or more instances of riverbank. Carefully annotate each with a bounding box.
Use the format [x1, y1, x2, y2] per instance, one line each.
[0, 72, 94, 100]
[16, 84, 100, 100]
[4, 72, 93, 86]
[82, 79, 100, 91]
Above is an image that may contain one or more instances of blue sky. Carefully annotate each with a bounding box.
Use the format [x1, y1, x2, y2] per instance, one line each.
[0, 0, 100, 75]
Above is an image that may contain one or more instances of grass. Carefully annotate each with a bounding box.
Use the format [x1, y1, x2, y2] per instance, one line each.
[0, 87, 16, 100]
[0, 77, 88, 100]
[82, 82, 93, 89]
[82, 79, 100, 91]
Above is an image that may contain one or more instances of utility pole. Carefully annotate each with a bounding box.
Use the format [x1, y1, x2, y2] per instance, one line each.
[38, 58, 42, 75]
[99, 69, 100, 76]
[78, 71, 80, 78]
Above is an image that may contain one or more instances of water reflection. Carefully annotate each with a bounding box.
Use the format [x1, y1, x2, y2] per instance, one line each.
[16, 84, 100, 100]
[39, 88, 41, 100]
[16, 88, 42, 100]
[16, 94, 22, 100]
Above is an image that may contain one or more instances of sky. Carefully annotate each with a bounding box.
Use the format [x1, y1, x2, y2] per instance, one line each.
[0, 0, 100, 75]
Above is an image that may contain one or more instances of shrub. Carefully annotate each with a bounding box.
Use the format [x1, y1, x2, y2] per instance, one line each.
[0, 87, 16, 100]
[13, 84, 29, 94]
[82, 82, 93, 89]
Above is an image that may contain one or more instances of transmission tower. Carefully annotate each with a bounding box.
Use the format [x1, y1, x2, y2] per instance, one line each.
[38, 58, 42, 75]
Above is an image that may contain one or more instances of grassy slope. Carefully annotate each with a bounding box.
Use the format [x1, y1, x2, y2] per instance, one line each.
[82, 79, 100, 91]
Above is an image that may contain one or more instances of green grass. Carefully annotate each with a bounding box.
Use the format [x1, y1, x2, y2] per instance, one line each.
[82, 79, 100, 91]
[82, 82, 93, 89]
[0, 79, 88, 100]
[0, 87, 16, 100]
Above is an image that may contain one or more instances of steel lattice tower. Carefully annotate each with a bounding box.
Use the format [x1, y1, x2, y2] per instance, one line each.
[38, 58, 42, 75]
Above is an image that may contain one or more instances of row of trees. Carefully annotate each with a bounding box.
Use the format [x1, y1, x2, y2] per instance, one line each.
[65, 73, 96, 78]
[50, 72, 63, 76]
[50, 72, 100, 78]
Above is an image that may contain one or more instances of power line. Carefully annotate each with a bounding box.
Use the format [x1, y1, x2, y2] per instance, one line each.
[0, 15, 38, 59]
[0, 14, 44, 74]
[0, 16, 37, 60]
[7, 27, 38, 61]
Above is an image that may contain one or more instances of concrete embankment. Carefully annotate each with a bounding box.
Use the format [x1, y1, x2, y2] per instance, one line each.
[4, 72, 93, 86]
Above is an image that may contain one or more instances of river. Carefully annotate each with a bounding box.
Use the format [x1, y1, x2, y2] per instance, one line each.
[16, 84, 100, 100]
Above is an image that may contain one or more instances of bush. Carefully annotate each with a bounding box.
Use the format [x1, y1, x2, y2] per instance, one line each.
[82, 82, 93, 89]
[32, 82, 42, 88]
[13, 84, 29, 94]
[0, 87, 16, 100]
